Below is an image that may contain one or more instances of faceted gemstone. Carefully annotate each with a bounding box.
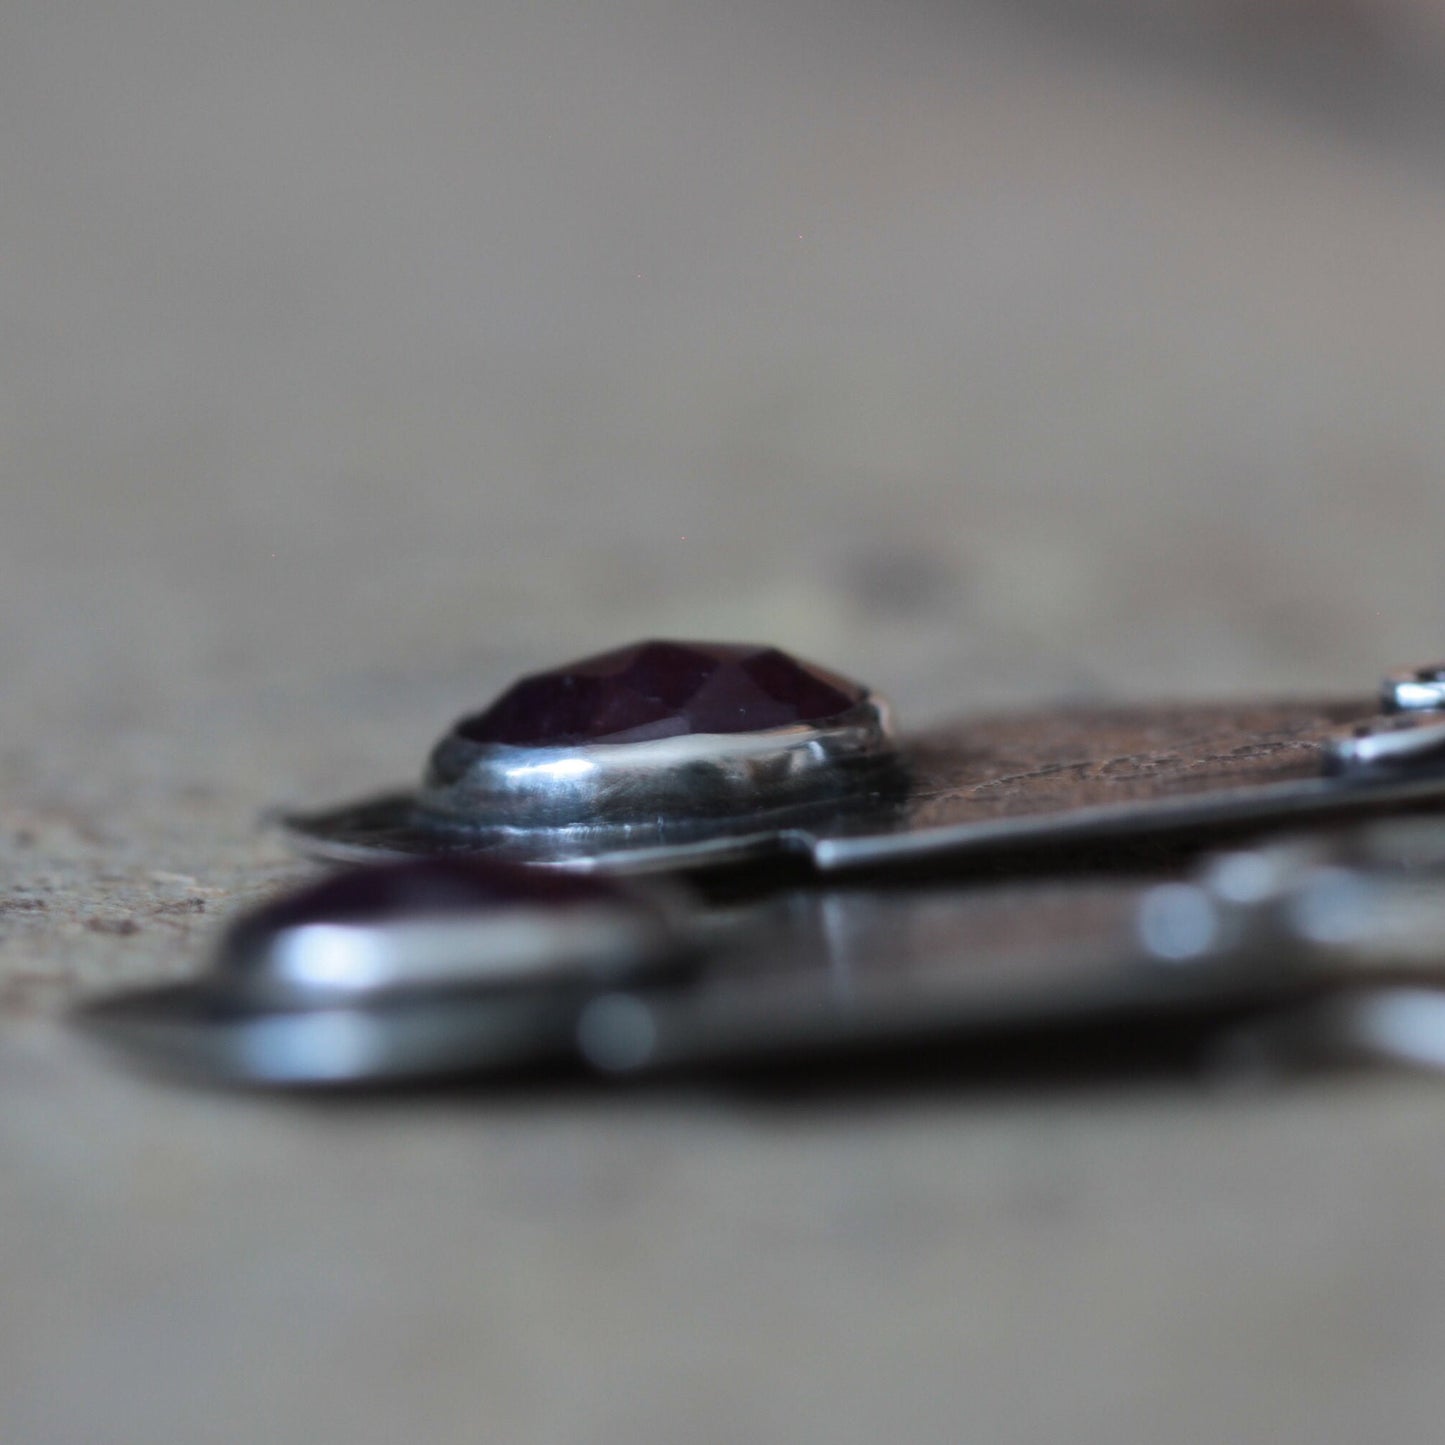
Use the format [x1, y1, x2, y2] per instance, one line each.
[455, 640, 865, 748]
[226, 858, 624, 953]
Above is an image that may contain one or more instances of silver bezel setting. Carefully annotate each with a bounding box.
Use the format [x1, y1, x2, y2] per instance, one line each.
[417, 693, 897, 836]
[283, 690, 1445, 876]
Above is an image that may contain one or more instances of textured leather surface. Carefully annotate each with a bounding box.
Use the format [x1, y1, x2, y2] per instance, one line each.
[899, 698, 1374, 827]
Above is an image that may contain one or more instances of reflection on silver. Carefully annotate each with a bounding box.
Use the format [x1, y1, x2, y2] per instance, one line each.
[807, 768, 1445, 876]
[1133, 819, 1445, 1075]
[285, 677, 1445, 876]
[1201, 844, 1316, 906]
[1136, 884, 1222, 963]
[1228, 989, 1445, 1078]
[76, 987, 585, 1088]
[576, 994, 658, 1072]
[284, 758, 1445, 877]
[238, 1010, 382, 1084]
[1285, 868, 1378, 948]
[77, 806, 1445, 1089]
[73, 867, 692, 1086]
[225, 907, 682, 1006]
[1382, 665, 1445, 714]
[1325, 714, 1445, 778]
[1138, 817, 1445, 980]
[419, 695, 896, 834]
[78, 870, 1237, 1088]
[1323, 990, 1445, 1071]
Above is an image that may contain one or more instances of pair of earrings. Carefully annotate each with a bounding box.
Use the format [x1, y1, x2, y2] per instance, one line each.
[76, 639, 1445, 1087]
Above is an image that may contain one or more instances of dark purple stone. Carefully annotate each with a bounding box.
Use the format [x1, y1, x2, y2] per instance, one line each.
[227, 859, 622, 952]
[454, 640, 866, 748]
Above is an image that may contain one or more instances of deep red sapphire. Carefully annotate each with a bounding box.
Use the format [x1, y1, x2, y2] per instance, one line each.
[226, 858, 623, 953]
[454, 640, 866, 748]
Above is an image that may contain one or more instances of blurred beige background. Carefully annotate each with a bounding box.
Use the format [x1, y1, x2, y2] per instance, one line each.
[5, 2, 1445, 1442]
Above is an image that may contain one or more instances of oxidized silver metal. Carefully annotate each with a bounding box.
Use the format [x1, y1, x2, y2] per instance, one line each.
[419, 694, 896, 833]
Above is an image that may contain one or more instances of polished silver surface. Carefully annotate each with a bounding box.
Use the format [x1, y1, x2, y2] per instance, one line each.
[1214, 988, 1445, 1078]
[284, 763, 1445, 876]
[419, 694, 896, 833]
[79, 817, 1445, 1090]
[281, 794, 802, 874]
[1136, 817, 1445, 980]
[74, 869, 1290, 1088]
[1128, 820, 1445, 1072]
[1382, 665, 1445, 713]
[286, 681, 1445, 875]
[1301, 990, 1445, 1072]
[1325, 713, 1445, 777]
[75, 986, 587, 1088]
[73, 863, 694, 1084]
[223, 904, 684, 1006]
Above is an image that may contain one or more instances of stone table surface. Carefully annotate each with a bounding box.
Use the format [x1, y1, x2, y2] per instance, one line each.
[6, 2, 1445, 1441]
